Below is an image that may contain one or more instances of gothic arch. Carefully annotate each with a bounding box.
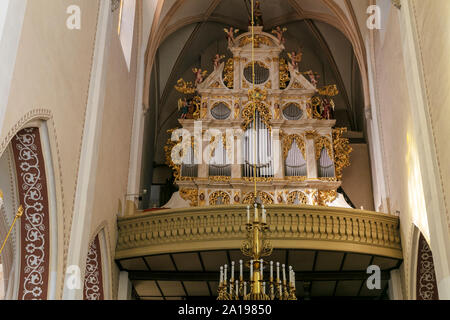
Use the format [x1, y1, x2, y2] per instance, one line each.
[0, 115, 65, 299]
[83, 226, 112, 300]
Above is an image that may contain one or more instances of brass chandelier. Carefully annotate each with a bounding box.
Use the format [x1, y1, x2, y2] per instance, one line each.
[217, 0, 297, 300]
[217, 202, 297, 300]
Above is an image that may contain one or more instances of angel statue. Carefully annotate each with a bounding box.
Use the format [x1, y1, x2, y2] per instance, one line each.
[271, 26, 287, 45]
[224, 27, 239, 47]
[213, 54, 225, 70]
[304, 70, 320, 87]
[287, 50, 303, 71]
[178, 98, 189, 119]
[192, 68, 208, 87]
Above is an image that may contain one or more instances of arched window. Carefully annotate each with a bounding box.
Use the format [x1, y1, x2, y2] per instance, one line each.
[118, 0, 136, 71]
[209, 137, 231, 177]
[318, 147, 335, 178]
[285, 141, 306, 177]
[243, 111, 273, 178]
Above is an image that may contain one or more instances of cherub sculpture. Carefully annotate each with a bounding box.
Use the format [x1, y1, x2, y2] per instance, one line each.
[192, 68, 208, 87]
[304, 70, 320, 87]
[213, 54, 225, 70]
[271, 26, 287, 45]
[224, 27, 239, 47]
[287, 50, 303, 71]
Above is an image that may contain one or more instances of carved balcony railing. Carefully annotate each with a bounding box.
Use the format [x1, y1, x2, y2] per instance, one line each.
[116, 205, 402, 260]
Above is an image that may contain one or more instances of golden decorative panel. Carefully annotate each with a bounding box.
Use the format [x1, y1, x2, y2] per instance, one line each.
[180, 188, 198, 207]
[281, 133, 306, 160]
[242, 192, 274, 205]
[332, 128, 352, 181]
[287, 191, 307, 205]
[315, 136, 334, 161]
[241, 102, 272, 131]
[209, 191, 231, 205]
[239, 35, 273, 48]
[317, 190, 338, 206]
[223, 58, 234, 89]
[279, 58, 290, 89]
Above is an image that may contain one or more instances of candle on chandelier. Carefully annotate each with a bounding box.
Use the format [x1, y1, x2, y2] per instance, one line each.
[236, 280, 239, 296]
[260, 259, 263, 279]
[244, 281, 247, 296]
[250, 260, 253, 279]
[289, 266, 293, 285]
[263, 282, 266, 294]
[254, 203, 257, 220]
[262, 208, 266, 223]
[282, 264, 286, 282]
[224, 264, 228, 283]
[231, 261, 235, 281]
[220, 266, 223, 285]
[276, 262, 280, 282]
[239, 260, 243, 279]
[270, 261, 273, 280]
[246, 205, 250, 223]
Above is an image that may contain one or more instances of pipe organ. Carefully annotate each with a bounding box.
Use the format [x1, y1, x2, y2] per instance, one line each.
[167, 26, 352, 208]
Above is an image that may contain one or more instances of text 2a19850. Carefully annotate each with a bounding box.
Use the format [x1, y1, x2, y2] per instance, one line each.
[222, 305, 272, 315]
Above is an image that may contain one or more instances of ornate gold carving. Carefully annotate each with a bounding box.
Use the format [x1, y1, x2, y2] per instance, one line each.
[209, 191, 231, 205]
[264, 80, 272, 89]
[241, 102, 272, 131]
[239, 35, 273, 48]
[242, 177, 273, 182]
[281, 133, 306, 160]
[247, 87, 267, 102]
[242, 80, 249, 88]
[242, 192, 274, 205]
[279, 59, 290, 89]
[287, 191, 307, 205]
[317, 190, 337, 206]
[286, 176, 307, 182]
[164, 128, 182, 180]
[175, 78, 196, 95]
[209, 176, 231, 182]
[304, 130, 318, 139]
[317, 84, 339, 96]
[315, 136, 333, 161]
[180, 188, 198, 207]
[318, 177, 337, 182]
[223, 58, 234, 89]
[332, 128, 352, 181]
[210, 81, 221, 88]
[291, 81, 304, 89]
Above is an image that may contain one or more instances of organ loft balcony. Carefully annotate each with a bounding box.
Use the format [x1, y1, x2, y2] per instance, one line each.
[115, 205, 402, 300]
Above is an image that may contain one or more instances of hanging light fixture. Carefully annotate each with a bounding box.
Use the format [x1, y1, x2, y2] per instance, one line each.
[217, 201, 297, 300]
[217, 0, 297, 300]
